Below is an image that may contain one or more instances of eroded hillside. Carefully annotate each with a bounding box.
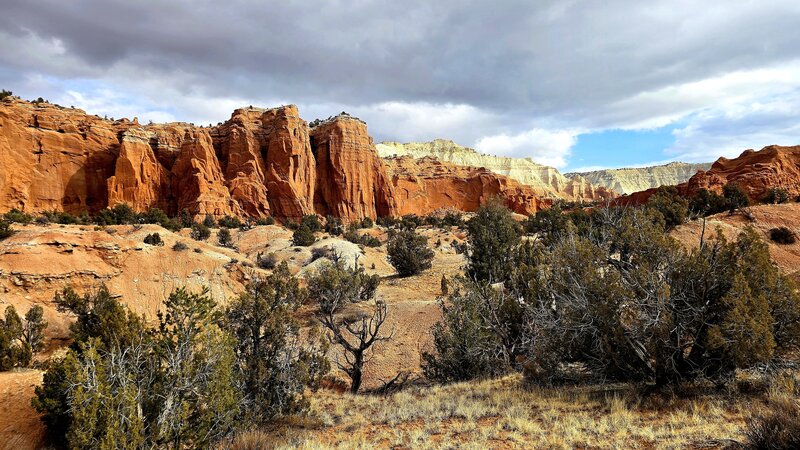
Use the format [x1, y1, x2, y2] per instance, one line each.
[376, 139, 614, 202]
[567, 161, 711, 194]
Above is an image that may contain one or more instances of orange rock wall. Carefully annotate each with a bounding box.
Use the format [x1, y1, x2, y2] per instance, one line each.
[0, 98, 558, 221]
[385, 156, 549, 216]
[310, 117, 396, 221]
[619, 145, 800, 206]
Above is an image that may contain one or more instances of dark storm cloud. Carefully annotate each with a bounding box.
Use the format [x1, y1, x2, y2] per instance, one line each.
[2, 0, 798, 117]
[1, 0, 800, 165]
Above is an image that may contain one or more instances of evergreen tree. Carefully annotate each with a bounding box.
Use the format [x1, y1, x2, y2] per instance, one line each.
[466, 200, 521, 282]
[217, 227, 234, 248]
[387, 229, 434, 276]
[292, 224, 316, 246]
[223, 263, 329, 422]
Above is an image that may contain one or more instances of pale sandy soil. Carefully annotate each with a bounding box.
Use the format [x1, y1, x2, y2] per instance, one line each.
[672, 203, 800, 279]
[0, 370, 44, 450]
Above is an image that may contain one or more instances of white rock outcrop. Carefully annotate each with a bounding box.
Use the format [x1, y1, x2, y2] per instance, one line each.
[376, 139, 609, 202]
[566, 162, 712, 195]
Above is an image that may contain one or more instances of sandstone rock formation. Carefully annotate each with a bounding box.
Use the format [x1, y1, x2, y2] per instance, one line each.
[619, 145, 800, 205]
[376, 139, 613, 202]
[566, 161, 712, 195]
[684, 146, 800, 200]
[0, 97, 557, 221]
[384, 156, 550, 216]
[311, 114, 396, 221]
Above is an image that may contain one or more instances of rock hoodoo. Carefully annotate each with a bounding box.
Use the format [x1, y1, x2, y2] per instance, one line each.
[0, 97, 576, 221]
[310, 115, 396, 222]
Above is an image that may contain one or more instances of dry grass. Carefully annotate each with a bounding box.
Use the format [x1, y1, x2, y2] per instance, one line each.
[225, 375, 754, 449]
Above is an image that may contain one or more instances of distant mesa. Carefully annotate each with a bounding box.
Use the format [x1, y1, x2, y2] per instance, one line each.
[376, 139, 614, 202]
[565, 161, 713, 195]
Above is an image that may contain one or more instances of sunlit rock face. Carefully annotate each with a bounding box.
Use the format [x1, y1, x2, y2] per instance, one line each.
[377, 139, 614, 202]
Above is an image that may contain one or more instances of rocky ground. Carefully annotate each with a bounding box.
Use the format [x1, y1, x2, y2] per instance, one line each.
[2, 203, 800, 449]
[0, 221, 468, 449]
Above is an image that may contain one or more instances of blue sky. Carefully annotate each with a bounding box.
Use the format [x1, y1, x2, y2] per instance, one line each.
[567, 127, 681, 172]
[2, 0, 799, 172]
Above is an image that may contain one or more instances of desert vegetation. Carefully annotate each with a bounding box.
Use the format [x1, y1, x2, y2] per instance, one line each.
[3, 199, 800, 449]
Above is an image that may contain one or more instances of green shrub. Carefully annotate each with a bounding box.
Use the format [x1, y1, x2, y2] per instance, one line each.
[516, 208, 800, 387]
[172, 241, 189, 252]
[645, 186, 688, 230]
[222, 263, 329, 421]
[324, 216, 344, 235]
[255, 216, 275, 226]
[399, 214, 423, 230]
[178, 210, 194, 228]
[723, 183, 750, 213]
[256, 252, 278, 269]
[387, 230, 434, 277]
[524, 203, 569, 241]
[423, 279, 517, 382]
[763, 188, 790, 205]
[203, 214, 217, 228]
[689, 188, 727, 216]
[42, 211, 83, 225]
[467, 200, 520, 282]
[360, 217, 374, 229]
[0, 220, 13, 240]
[218, 227, 234, 248]
[218, 215, 242, 229]
[93, 203, 137, 225]
[292, 224, 316, 246]
[300, 215, 322, 232]
[35, 287, 241, 448]
[344, 225, 382, 247]
[191, 222, 211, 241]
[140, 207, 169, 225]
[1, 305, 47, 370]
[143, 232, 164, 246]
[770, 227, 797, 245]
[4, 209, 33, 224]
[307, 259, 379, 313]
[0, 89, 12, 101]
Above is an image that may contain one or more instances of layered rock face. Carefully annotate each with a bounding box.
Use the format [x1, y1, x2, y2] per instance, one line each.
[0, 99, 121, 213]
[685, 146, 800, 199]
[619, 145, 800, 205]
[311, 115, 396, 221]
[376, 139, 613, 202]
[0, 98, 556, 221]
[384, 156, 550, 216]
[566, 161, 711, 195]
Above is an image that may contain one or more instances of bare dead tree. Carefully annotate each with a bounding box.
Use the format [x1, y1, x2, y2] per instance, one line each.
[318, 299, 392, 394]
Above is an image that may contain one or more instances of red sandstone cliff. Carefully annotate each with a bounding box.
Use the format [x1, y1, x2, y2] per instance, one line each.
[384, 156, 550, 216]
[619, 145, 800, 206]
[0, 97, 562, 221]
[310, 115, 396, 221]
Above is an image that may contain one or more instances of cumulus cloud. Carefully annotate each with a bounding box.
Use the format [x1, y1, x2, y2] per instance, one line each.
[475, 129, 578, 168]
[1, 0, 800, 167]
